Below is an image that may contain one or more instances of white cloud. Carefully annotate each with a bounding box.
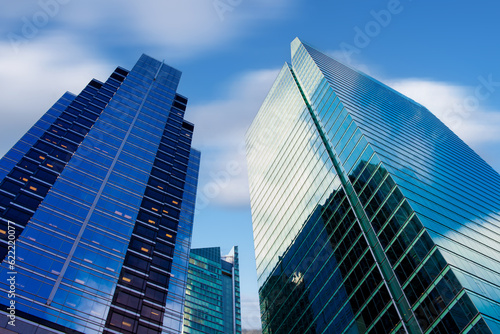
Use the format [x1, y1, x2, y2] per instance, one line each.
[190, 69, 280, 148]
[241, 294, 262, 330]
[190, 69, 279, 209]
[386, 78, 500, 145]
[2, 1, 291, 60]
[190, 59, 500, 212]
[326, 50, 378, 77]
[0, 0, 290, 169]
[0, 34, 110, 158]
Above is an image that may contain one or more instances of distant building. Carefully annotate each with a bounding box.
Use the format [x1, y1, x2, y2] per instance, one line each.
[183, 247, 241, 333]
[246, 38, 500, 333]
[0, 54, 200, 333]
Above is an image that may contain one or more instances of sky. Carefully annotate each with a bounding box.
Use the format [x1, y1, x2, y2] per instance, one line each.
[1, 1, 500, 331]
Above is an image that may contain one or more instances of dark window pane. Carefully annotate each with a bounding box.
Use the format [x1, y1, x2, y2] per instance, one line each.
[144, 286, 166, 303]
[134, 223, 157, 239]
[125, 254, 149, 271]
[4, 206, 32, 224]
[149, 270, 169, 286]
[13, 193, 41, 211]
[18, 158, 38, 172]
[115, 290, 141, 309]
[33, 169, 58, 185]
[1, 180, 22, 195]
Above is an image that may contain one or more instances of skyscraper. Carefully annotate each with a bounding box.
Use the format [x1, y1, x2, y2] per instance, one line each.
[246, 38, 500, 333]
[183, 246, 241, 334]
[0, 54, 200, 334]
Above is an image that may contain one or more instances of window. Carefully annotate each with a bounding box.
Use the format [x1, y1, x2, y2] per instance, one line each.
[153, 159, 170, 172]
[125, 254, 149, 271]
[81, 110, 99, 121]
[70, 123, 89, 136]
[156, 151, 173, 164]
[155, 242, 174, 257]
[13, 193, 41, 211]
[50, 148, 72, 162]
[65, 106, 81, 117]
[75, 116, 94, 128]
[176, 95, 188, 105]
[162, 130, 178, 142]
[115, 290, 141, 309]
[167, 186, 182, 198]
[54, 119, 71, 129]
[163, 206, 180, 220]
[151, 168, 169, 181]
[115, 68, 129, 77]
[33, 169, 58, 185]
[137, 324, 161, 334]
[170, 168, 186, 180]
[163, 232, 176, 243]
[137, 210, 159, 226]
[121, 271, 145, 290]
[159, 143, 175, 155]
[152, 255, 172, 271]
[130, 238, 152, 254]
[141, 305, 163, 323]
[173, 162, 187, 174]
[110, 72, 125, 82]
[26, 149, 46, 162]
[64, 131, 84, 144]
[142, 198, 161, 213]
[148, 178, 168, 191]
[133, 224, 156, 240]
[59, 112, 76, 122]
[144, 286, 166, 304]
[164, 195, 180, 207]
[34, 141, 53, 153]
[3, 206, 32, 224]
[109, 311, 136, 333]
[172, 100, 185, 111]
[144, 188, 164, 202]
[43, 159, 65, 173]
[0, 193, 14, 208]
[149, 270, 169, 286]
[59, 139, 78, 152]
[41, 133, 59, 145]
[1, 180, 22, 195]
[9, 169, 30, 184]
[160, 217, 177, 231]
[18, 158, 38, 172]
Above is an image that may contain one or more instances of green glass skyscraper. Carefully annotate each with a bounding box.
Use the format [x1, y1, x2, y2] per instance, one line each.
[246, 38, 500, 333]
[183, 247, 241, 333]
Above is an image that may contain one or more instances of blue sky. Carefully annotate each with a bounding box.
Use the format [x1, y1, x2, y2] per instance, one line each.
[1, 1, 500, 330]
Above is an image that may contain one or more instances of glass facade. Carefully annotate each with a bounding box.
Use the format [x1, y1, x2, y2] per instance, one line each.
[183, 246, 241, 333]
[246, 38, 500, 333]
[0, 54, 200, 334]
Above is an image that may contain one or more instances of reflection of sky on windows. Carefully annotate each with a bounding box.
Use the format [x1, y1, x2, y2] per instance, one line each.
[0, 55, 197, 333]
[248, 39, 500, 332]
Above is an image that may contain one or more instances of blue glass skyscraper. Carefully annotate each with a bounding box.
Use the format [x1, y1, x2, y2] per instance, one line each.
[183, 246, 241, 333]
[0, 54, 200, 334]
[246, 38, 500, 333]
